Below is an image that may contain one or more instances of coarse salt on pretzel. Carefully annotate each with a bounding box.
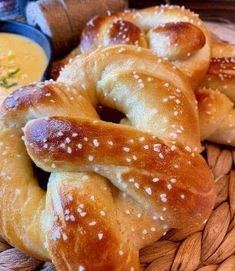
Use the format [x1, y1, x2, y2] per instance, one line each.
[80, 5, 211, 89]
[0, 45, 215, 270]
[0, 46, 216, 271]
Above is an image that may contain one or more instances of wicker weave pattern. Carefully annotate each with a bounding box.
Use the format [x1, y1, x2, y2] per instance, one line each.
[0, 144, 234, 271]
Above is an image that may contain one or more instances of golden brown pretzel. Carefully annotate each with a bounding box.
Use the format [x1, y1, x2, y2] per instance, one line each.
[201, 41, 235, 102]
[78, 5, 235, 148]
[79, 5, 211, 89]
[0, 45, 215, 270]
[198, 42, 235, 147]
[196, 88, 235, 146]
[0, 82, 97, 261]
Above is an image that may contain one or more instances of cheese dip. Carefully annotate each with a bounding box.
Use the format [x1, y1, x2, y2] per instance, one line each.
[0, 33, 48, 101]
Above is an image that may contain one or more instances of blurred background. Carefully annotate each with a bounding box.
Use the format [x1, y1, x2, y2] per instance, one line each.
[0, 0, 28, 20]
[0, 0, 235, 21]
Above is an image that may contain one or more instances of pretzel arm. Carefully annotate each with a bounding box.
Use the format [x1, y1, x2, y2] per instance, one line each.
[24, 116, 215, 230]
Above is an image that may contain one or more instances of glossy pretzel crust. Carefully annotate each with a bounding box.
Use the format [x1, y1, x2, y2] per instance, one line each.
[0, 46, 215, 271]
[80, 5, 211, 88]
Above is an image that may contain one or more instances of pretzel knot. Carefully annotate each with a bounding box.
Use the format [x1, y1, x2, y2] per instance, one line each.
[80, 5, 211, 88]
[0, 46, 215, 271]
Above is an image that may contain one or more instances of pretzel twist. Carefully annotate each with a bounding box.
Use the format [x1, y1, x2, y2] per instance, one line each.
[80, 5, 211, 88]
[78, 4, 235, 148]
[198, 42, 235, 146]
[196, 88, 235, 146]
[0, 46, 215, 271]
[200, 41, 235, 102]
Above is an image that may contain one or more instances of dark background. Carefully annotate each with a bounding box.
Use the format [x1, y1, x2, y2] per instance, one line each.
[129, 0, 235, 21]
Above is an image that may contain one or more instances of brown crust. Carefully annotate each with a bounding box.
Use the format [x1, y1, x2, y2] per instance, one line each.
[196, 88, 233, 140]
[1, 82, 99, 126]
[1, 84, 58, 113]
[108, 19, 147, 47]
[202, 58, 235, 102]
[80, 16, 147, 52]
[80, 16, 104, 52]
[79, 5, 211, 88]
[148, 22, 206, 59]
[156, 22, 205, 48]
[207, 58, 235, 80]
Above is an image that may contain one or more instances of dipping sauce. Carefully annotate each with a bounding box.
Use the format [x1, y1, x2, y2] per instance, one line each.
[0, 33, 48, 101]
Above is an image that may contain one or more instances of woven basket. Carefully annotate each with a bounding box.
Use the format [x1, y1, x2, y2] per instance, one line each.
[0, 143, 234, 271]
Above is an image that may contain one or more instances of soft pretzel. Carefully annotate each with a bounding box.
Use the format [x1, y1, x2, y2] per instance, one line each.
[77, 6, 235, 149]
[212, 41, 235, 58]
[201, 41, 235, 100]
[66, 16, 235, 147]
[196, 87, 235, 146]
[51, 5, 234, 146]
[0, 45, 215, 270]
[198, 41, 235, 146]
[50, 5, 234, 147]
[78, 5, 235, 146]
[51, 47, 81, 80]
[79, 5, 211, 89]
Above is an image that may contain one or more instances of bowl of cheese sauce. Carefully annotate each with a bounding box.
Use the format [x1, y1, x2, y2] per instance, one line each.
[0, 20, 52, 102]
